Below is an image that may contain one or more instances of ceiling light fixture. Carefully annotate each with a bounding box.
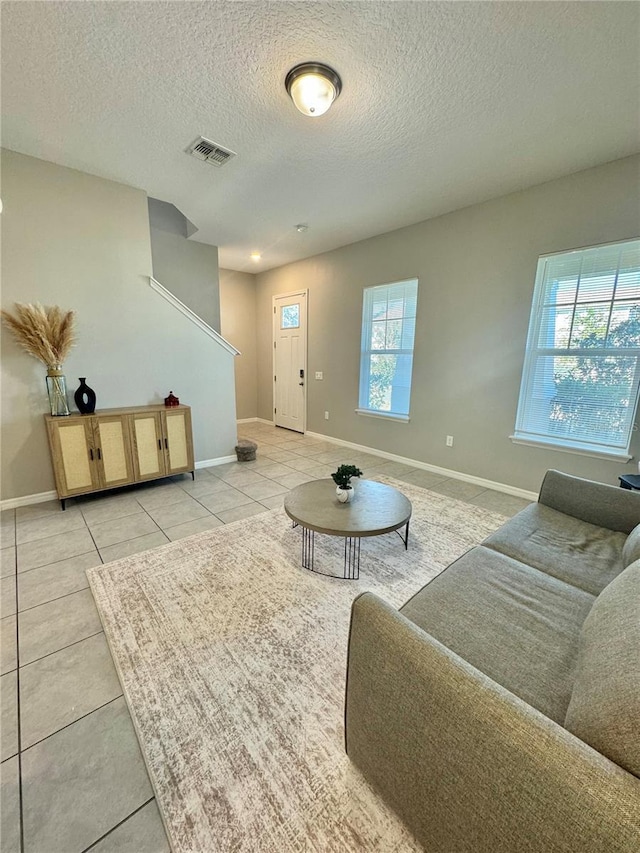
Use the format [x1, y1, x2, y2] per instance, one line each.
[295, 223, 309, 233]
[250, 252, 261, 262]
[285, 63, 342, 117]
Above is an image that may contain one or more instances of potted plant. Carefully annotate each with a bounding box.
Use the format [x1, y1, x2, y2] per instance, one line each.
[331, 464, 363, 503]
[1, 302, 76, 416]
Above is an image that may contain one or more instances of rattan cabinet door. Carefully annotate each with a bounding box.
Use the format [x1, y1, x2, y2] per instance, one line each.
[162, 408, 194, 475]
[93, 415, 134, 489]
[130, 412, 166, 481]
[46, 418, 100, 497]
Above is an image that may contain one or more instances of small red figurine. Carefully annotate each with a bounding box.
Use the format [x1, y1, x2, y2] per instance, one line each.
[164, 391, 180, 407]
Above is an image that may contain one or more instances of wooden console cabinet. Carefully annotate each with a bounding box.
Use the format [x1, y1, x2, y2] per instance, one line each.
[45, 404, 195, 509]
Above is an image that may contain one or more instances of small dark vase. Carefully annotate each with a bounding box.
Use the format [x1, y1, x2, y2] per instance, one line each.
[74, 378, 96, 414]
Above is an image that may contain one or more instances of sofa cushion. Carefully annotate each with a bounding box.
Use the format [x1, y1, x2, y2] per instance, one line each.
[400, 546, 595, 724]
[538, 469, 640, 534]
[564, 561, 640, 778]
[482, 503, 625, 596]
[622, 523, 640, 568]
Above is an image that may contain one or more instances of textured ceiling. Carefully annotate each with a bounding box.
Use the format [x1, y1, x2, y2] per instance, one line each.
[2, 1, 639, 272]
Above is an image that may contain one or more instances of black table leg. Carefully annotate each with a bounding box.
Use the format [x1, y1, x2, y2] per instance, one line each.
[301, 526, 314, 570]
[395, 520, 410, 549]
[344, 537, 360, 580]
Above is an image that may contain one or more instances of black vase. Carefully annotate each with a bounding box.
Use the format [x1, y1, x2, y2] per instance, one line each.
[74, 378, 97, 414]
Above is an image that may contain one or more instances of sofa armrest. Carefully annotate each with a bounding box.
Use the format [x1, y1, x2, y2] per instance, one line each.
[345, 592, 640, 853]
[538, 469, 640, 533]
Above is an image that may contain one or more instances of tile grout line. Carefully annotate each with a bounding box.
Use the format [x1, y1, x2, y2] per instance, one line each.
[81, 797, 155, 853]
[103, 530, 173, 552]
[187, 489, 255, 518]
[21, 693, 123, 755]
[143, 493, 220, 530]
[83, 521, 105, 566]
[15, 518, 89, 549]
[173, 454, 300, 518]
[20, 629, 105, 669]
[17, 584, 95, 616]
[13, 509, 25, 853]
[85, 503, 166, 557]
[107, 501, 165, 548]
[15, 547, 97, 578]
[15, 506, 92, 549]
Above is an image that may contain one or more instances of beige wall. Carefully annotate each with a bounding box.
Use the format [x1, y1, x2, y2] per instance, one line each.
[149, 226, 221, 332]
[1, 150, 238, 501]
[255, 155, 640, 493]
[219, 268, 257, 420]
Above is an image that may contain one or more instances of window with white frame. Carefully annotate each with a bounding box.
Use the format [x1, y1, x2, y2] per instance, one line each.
[513, 238, 640, 459]
[358, 278, 418, 420]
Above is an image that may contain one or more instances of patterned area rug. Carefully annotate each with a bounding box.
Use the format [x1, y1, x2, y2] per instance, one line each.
[87, 478, 506, 852]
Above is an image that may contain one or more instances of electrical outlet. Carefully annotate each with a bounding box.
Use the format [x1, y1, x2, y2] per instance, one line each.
[315, 371, 323, 380]
[324, 411, 329, 420]
[446, 435, 454, 447]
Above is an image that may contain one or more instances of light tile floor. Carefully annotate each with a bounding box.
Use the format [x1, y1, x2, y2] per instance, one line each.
[0, 423, 532, 852]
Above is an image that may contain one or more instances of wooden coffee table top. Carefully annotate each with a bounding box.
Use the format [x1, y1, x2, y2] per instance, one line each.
[284, 479, 412, 538]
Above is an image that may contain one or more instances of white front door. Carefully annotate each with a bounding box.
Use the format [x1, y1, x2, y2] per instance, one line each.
[273, 291, 307, 432]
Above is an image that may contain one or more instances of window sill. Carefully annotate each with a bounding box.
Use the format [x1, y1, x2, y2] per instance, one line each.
[355, 408, 410, 423]
[509, 435, 632, 462]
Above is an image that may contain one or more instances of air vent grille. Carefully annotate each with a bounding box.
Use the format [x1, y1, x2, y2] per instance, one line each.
[185, 136, 236, 167]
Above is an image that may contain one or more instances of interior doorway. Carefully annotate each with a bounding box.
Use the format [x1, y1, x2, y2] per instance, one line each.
[272, 291, 308, 433]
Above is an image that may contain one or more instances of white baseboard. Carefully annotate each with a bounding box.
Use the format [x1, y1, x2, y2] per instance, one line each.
[1, 490, 58, 511]
[237, 417, 273, 426]
[1, 455, 240, 510]
[196, 455, 237, 469]
[304, 430, 538, 501]
[1, 436, 537, 511]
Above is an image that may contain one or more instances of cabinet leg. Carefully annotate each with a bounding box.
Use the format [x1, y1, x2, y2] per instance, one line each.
[60, 498, 66, 511]
[191, 470, 195, 481]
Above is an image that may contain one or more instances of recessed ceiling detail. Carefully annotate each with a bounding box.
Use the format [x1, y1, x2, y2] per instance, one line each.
[185, 136, 236, 167]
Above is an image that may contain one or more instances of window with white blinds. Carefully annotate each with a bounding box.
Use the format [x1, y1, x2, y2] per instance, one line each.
[513, 239, 640, 458]
[358, 279, 418, 420]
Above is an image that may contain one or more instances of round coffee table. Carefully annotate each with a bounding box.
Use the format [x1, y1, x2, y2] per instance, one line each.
[284, 479, 412, 579]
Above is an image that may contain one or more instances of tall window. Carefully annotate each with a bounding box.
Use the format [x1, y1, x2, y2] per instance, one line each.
[358, 278, 418, 420]
[513, 239, 640, 458]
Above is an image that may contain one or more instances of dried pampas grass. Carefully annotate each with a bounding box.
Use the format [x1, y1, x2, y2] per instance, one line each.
[1, 303, 76, 366]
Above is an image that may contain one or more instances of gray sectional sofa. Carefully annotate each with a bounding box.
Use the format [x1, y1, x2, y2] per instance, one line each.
[345, 470, 640, 852]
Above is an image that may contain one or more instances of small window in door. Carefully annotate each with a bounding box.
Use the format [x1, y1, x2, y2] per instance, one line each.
[281, 305, 300, 329]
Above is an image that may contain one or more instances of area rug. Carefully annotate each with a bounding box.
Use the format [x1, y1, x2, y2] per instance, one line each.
[87, 477, 507, 852]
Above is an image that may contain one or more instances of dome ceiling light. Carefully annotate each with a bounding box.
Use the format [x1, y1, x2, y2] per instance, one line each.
[285, 63, 342, 117]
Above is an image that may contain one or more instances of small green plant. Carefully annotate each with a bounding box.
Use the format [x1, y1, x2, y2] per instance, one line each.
[331, 464, 363, 490]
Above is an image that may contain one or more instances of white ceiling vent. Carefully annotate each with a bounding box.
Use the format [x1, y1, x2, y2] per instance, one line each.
[185, 136, 236, 167]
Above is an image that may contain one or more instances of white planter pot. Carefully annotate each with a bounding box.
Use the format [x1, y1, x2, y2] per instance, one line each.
[336, 486, 353, 503]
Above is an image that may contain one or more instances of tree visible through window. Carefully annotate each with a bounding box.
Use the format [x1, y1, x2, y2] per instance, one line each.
[514, 239, 640, 457]
[359, 279, 418, 418]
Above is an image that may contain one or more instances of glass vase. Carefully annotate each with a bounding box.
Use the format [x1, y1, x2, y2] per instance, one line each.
[46, 366, 70, 416]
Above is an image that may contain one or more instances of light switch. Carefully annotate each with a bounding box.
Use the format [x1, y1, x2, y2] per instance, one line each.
[315, 371, 323, 380]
